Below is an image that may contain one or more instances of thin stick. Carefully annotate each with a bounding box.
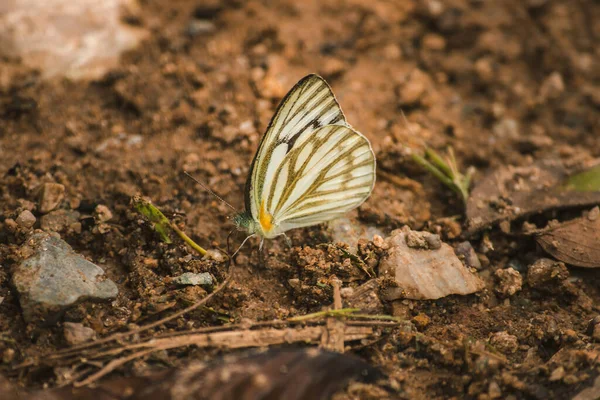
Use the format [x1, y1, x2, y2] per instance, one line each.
[74, 348, 156, 387]
[288, 308, 360, 322]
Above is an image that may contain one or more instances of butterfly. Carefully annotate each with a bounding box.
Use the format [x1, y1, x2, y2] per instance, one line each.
[232, 74, 376, 249]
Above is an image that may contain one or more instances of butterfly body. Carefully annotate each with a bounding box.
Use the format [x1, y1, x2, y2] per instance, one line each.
[235, 74, 376, 242]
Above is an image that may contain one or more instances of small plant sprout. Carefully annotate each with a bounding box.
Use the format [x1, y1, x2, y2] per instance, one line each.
[411, 147, 475, 207]
[132, 195, 208, 256]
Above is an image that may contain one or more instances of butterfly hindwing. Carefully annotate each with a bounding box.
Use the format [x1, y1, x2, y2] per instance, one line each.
[268, 124, 375, 233]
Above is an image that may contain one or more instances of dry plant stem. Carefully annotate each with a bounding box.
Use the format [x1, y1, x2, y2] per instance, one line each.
[321, 279, 346, 352]
[332, 278, 342, 310]
[74, 326, 374, 387]
[45, 261, 233, 361]
[287, 308, 361, 322]
[75, 349, 156, 387]
[57, 319, 404, 367]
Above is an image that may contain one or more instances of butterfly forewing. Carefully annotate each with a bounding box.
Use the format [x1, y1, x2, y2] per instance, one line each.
[245, 74, 348, 220]
[245, 74, 376, 238]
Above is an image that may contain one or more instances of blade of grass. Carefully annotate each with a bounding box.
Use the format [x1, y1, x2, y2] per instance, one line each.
[132, 195, 207, 256]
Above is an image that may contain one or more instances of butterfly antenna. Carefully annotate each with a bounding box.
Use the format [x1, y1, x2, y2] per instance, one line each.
[183, 171, 237, 212]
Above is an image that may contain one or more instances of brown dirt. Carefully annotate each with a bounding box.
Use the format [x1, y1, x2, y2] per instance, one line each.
[1, 0, 599, 399]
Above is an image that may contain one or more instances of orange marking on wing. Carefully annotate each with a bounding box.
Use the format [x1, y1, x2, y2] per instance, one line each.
[259, 200, 274, 232]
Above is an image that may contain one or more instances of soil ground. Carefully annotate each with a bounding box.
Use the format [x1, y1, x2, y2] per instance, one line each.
[1, 0, 599, 399]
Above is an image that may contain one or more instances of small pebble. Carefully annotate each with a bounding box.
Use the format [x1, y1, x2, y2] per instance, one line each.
[64, 322, 97, 345]
[172, 272, 214, 287]
[185, 20, 216, 36]
[39, 210, 81, 233]
[398, 69, 429, 106]
[527, 258, 569, 291]
[493, 118, 519, 139]
[94, 205, 113, 223]
[405, 229, 441, 250]
[412, 313, 431, 330]
[16, 210, 36, 228]
[422, 33, 446, 50]
[538, 71, 564, 102]
[455, 241, 481, 270]
[488, 381, 502, 399]
[549, 366, 565, 382]
[2, 348, 15, 364]
[489, 331, 518, 354]
[203, 249, 226, 263]
[494, 268, 522, 297]
[586, 316, 600, 340]
[372, 234, 385, 248]
[38, 183, 65, 214]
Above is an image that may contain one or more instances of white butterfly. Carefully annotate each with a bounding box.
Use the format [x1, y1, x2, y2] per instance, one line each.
[233, 74, 376, 248]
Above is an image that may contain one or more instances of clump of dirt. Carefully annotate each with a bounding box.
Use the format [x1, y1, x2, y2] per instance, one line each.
[1, 0, 599, 398]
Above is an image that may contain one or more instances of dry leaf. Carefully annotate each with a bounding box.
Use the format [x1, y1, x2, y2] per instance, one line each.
[535, 207, 600, 268]
[466, 159, 600, 234]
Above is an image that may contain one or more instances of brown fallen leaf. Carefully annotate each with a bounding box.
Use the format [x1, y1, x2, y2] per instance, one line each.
[535, 207, 600, 268]
[466, 159, 600, 234]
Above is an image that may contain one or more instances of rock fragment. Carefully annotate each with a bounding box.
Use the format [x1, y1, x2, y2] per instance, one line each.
[39, 210, 81, 233]
[171, 272, 214, 287]
[64, 322, 97, 345]
[38, 183, 65, 213]
[15, 210, 36, 229]
[586, 316, 600, 341]
[455, 241, 482, 270]
[12, 232, 118, 323]
[494, 268, 523, 297]
[379, 229, 484, 300]
[527, 258, 569, 292]
[405, 230, 441, 250]
[489, 331, 518, 354]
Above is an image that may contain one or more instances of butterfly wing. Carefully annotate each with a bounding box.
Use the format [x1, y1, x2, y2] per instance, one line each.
[267, 124, 376, 235]
[245, 74, 375, 237]
[245, 74, 347, 221]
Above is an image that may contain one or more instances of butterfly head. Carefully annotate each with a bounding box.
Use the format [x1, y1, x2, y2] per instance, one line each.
[233, 211, 254, 232]
[233, 200, 280, 238]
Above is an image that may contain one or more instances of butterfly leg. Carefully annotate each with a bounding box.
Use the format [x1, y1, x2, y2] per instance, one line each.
[280, 233, 292, 248]
[258, 238, 266, 267]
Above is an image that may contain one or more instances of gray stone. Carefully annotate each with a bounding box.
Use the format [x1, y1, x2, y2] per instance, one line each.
[455, 241, 482, 270]
[39, 209, 81, 232]
[172, 272, 214, 287]
[12, 233, 118, 323]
